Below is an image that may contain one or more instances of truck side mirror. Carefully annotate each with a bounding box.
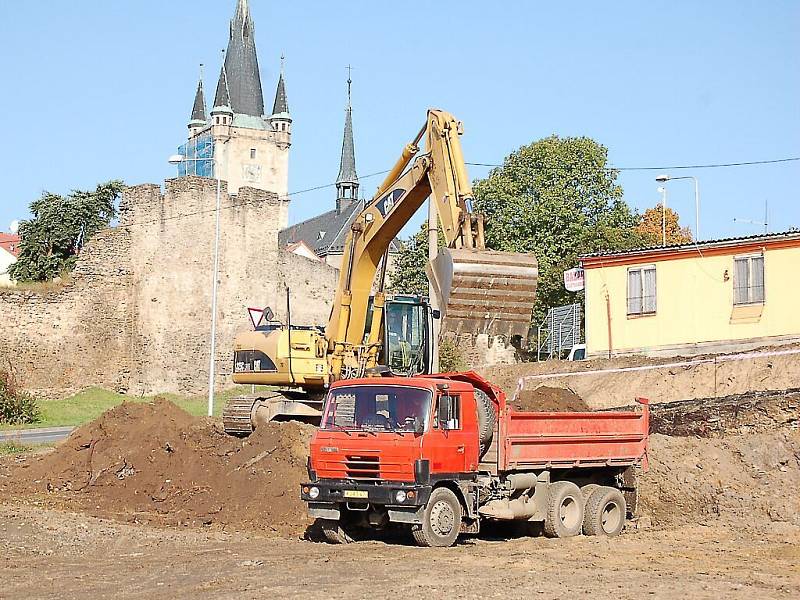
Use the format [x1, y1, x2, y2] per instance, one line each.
[437, 395, 452, 429]
[431, 309, 441, 319]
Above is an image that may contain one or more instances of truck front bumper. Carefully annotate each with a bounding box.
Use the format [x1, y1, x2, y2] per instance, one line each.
[300, 480, 432, 524]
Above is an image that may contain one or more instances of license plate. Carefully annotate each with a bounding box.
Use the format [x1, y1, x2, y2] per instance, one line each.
[343, 490, 368, 499]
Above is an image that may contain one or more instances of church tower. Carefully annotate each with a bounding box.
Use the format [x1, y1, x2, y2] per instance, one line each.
[177, 0, 291, 227]
[335, 74, 359, 215]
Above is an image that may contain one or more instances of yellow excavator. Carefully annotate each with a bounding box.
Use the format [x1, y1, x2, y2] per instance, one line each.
[222, 109, 538, 434]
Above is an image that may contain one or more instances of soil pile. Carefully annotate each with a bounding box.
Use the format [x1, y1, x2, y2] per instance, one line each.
[510, 385, 592, 412]
[640, 428, 800, 527]
[481, 343, 800, 409]
[3, 399, 314, 535]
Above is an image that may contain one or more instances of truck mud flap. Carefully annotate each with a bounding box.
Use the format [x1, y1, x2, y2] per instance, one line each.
[387, 507, 424, 524]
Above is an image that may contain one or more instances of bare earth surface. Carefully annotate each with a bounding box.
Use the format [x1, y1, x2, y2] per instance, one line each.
[1, 505, 798, 600]
[1, 396, 798, 599]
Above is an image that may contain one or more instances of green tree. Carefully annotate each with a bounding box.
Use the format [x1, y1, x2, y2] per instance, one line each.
[473, 135, 643, 324]
[9, 180, 125, 282]
[389, 221, 432, 296]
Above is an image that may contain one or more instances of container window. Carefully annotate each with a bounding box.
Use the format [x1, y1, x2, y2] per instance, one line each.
[627, 265, 656, 315]
[733, 254, 765, 305]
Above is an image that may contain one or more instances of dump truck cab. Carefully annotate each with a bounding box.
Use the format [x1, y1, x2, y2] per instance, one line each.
[303, 376, 482, 528]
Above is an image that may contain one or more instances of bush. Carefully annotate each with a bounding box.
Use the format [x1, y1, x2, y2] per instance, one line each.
[0, 369, 41, 425]
[439, 337, 467, 372]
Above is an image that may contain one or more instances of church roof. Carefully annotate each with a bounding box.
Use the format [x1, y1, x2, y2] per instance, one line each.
[279, 202, 402, 258]
[190, 77, 207, 123]
[272, 72, 289, 115]
[214, 0, 264, 117]
[336, 106, 358, 184]
[212, 64, 232, 111]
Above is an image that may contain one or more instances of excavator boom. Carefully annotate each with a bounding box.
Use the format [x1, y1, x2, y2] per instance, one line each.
[328, 110, 538, 377]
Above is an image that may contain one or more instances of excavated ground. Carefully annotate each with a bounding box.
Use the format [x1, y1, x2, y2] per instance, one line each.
[1, 396, 799, 598]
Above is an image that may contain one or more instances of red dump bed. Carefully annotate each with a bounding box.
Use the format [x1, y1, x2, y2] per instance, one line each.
[430, 371, 650, 473]
[498, 401, 649, 471]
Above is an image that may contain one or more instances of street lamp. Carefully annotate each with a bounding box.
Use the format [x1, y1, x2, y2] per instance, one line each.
[655, 174, 700, 240]
[657, 186, 667, 246]
[168, 147, 225, 417]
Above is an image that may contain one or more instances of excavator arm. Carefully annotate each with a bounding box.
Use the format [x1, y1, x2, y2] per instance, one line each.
[326, 109, 538, 379]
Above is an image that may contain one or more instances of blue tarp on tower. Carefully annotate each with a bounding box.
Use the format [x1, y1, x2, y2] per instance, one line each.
[177, 133, 213, 177]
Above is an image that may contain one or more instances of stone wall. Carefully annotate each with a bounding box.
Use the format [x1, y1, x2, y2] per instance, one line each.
[0, 176, 337, 397]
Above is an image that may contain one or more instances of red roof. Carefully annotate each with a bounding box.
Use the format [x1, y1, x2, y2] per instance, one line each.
[0, 233, 20, 257]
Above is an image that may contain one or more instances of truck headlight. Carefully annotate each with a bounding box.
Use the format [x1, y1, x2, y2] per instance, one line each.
[395, 490, 407, 503]
[309, 486, 320, 499]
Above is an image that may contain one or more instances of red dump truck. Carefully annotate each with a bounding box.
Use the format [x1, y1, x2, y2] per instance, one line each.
[300, 371, 649, 547]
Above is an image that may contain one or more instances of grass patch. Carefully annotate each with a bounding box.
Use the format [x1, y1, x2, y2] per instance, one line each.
[0, 385, 267, 430]
[0, 442, 35, 455]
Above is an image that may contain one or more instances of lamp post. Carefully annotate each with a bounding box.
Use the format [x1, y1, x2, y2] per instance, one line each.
[657, 186, 667, 246]
[168, 148, 224, 417]
[655, 174, 700, 240]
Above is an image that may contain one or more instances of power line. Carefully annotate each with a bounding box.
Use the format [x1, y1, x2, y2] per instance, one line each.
[466, 156, 800, 171]
[115, 155, 799, 229]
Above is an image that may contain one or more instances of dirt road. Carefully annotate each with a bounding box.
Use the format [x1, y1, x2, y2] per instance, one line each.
[1, 504, 798, 600]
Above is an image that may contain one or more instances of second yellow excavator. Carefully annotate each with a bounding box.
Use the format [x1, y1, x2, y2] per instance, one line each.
[222, 109, 538, 434]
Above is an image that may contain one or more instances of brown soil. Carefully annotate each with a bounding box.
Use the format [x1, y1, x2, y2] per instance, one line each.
[1, 399, 314, 535]
[510, 385, 592, 412]
[1, 399, 800, 598]
[480, 342, 800, 409]
[641, 428, 800, 526]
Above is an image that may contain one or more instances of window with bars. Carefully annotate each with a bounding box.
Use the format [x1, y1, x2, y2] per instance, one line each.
[733, 254, 764, 305]
[627, 265, 657, 315]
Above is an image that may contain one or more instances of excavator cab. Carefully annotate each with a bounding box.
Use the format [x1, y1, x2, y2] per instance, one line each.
[381, 295, 435, 376]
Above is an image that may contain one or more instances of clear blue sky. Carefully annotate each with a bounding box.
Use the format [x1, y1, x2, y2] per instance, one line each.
[1, 1, 798, 241]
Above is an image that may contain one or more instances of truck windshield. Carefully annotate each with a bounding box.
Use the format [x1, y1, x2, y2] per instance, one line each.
[321, 385, 432, 433]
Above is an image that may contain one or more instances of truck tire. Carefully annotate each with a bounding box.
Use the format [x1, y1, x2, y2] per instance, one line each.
[412, 487, 462, 547]
[543, 481, 584, 538]
[475, 389, 496, 454]
[583, 486, 626, 537]
[320, 519, 356, 544]
[580, 483, 600, 499]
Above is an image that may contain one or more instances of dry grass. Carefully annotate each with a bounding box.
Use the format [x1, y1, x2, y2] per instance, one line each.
[0, 276, 71, 295]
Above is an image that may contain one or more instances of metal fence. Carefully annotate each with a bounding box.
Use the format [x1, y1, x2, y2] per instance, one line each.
[537, 303, 582, 360]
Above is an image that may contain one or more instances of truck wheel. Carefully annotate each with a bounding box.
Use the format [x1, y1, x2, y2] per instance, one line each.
[319, 519, 356, 544]
[580, 483, 600, 499]
[583, 486, 626, 537]
[543, 481, 584, 538]
[412, 487, 462, 547]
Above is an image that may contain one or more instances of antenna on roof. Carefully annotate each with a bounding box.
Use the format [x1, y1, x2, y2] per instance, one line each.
[733, 199, 769, 234]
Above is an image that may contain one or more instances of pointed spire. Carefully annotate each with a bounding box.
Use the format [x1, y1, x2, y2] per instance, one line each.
[189, 64, 207, 124]
[272, 54, 289, 115]
[212, 58, 232, 112]
[336, 68, 358, 185]
[214, 0, 264, 116]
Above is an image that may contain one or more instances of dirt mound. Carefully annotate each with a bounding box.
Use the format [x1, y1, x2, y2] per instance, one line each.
[3, 399, 314, 535]
[639, 428, 800, 527]
[481, 343, 800, 409]
[510, 386, 591, 412]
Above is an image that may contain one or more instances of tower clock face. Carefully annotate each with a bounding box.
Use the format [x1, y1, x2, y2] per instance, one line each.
[243, 163, 262, 183]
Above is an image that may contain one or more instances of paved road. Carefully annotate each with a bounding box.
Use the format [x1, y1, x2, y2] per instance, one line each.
[0, 427, 74, 445]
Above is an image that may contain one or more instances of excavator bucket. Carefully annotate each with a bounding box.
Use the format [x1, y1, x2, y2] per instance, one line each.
[427, 248, 538, 341]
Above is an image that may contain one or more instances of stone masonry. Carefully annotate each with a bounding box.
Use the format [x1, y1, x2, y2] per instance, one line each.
[0, 176, 338, 397]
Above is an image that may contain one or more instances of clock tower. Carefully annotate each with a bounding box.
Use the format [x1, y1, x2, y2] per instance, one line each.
[176, 0, 291, 228]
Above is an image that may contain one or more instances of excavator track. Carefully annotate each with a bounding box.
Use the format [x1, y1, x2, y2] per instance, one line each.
[222, 395, 261, 436]
[222, 391, 325, 436]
